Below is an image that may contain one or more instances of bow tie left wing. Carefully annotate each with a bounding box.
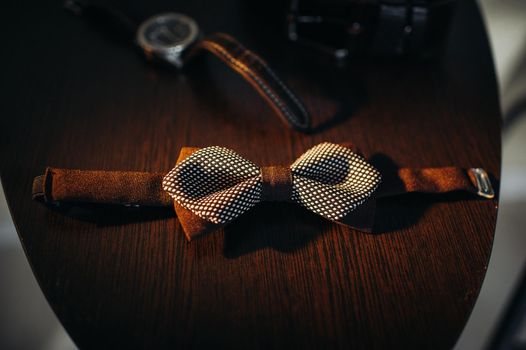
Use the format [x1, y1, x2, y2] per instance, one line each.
[163, 146, 261, 224]
[291, 143, 381, 221]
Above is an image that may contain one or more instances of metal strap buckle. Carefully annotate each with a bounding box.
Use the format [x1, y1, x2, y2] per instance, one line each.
[470, 168, 495, 199]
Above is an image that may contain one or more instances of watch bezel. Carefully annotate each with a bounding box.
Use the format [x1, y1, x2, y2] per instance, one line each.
[136, 12, 200, 66]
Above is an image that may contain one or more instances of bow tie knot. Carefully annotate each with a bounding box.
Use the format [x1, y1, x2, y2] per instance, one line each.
[162, 142, 381, 226]
[260, 166, 293, 202]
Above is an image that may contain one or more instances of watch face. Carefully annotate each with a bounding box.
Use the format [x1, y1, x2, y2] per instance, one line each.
[137, 13, 199, 56]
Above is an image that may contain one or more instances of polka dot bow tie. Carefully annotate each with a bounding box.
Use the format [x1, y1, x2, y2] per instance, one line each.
[162, 142, 382, 237]
[32, 142, 494, 241]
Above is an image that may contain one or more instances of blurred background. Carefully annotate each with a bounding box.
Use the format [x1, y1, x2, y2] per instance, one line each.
[1, 0, 525, 349]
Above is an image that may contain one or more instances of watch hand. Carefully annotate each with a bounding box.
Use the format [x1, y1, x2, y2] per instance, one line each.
[158, 27, 179, 43]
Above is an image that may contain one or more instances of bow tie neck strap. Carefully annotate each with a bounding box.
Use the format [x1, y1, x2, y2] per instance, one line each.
[33, 163, 492, 209]
[377, 167, 494, 199]
[32, 167, 172, 207]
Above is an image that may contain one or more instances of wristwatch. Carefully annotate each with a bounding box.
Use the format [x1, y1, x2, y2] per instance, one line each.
[64, 0, 311, 132]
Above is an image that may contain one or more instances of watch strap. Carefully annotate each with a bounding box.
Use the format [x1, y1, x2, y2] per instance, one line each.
[64, 0, 139, 44]
[194, 33, 311, 132]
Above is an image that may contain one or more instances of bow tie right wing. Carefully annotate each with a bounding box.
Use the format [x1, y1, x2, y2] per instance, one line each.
[163, 146, 261, 224]
[291, 143, 381, 221]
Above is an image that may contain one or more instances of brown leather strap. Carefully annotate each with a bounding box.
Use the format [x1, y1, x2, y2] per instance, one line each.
[32, 167, 172, 207]
[377, 167, 482, 198]
[194, 33, 311, 132]
[32, 144, 494, 209]
[32, 165, 490, 207]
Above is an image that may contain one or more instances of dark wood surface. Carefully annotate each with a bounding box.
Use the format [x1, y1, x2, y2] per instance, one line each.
[0, 0, 501, 349]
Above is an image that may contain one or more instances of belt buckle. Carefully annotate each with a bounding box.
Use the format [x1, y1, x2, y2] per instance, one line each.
[470, 168, 495, 199]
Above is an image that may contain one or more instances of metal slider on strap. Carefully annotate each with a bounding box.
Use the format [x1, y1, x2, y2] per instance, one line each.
[470, 168, 495, 199]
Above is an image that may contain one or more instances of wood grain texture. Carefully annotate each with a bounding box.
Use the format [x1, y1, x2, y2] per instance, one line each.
[0, 0, 501, 349]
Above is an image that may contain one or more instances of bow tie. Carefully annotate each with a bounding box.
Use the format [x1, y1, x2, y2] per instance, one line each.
[162, 143, 382, 236]
[32, 142, 494, 241]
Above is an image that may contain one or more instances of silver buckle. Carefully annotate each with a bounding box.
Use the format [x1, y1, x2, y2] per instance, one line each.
[470, 168, 495, 199]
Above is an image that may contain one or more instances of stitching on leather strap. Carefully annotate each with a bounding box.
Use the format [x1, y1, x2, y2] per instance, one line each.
[200, 36, 310, 130]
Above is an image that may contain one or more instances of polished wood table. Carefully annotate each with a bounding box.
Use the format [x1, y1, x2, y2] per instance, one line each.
[0, 0, 501, 348]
